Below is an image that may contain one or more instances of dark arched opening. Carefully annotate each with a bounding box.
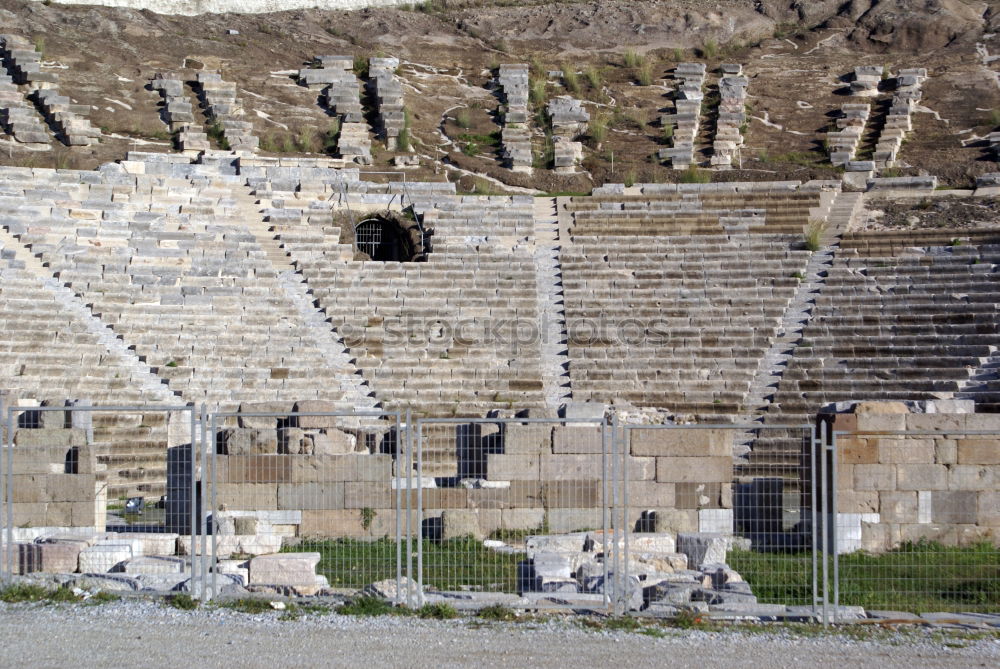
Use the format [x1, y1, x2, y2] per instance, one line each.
[354, 212, 425, 262]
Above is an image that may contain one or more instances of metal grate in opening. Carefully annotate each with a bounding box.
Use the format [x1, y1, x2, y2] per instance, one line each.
[355, 219, 383, 258]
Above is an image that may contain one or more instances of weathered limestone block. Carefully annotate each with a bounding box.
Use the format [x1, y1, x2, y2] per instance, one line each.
[896, 464, 948, 491]
[177, 534, 282, 558]
[14, 428, 86, 447]
[931, 491, 978, 524]
[249, 552, 320, 586]
[79, 544, 133, 573]
[237, 402, 292, 428]
[655, 457, 730, 483]
[291, 454, 392, 482]
[504, 424, 553, 454]
[216, 482, 279, 510]
[676, 532, 727, 569]
[552, 426, 605, 454]
[277, 482, 345, 510]
[223, 428, 278, 455]
[630, 428, 731, 457]
[441, 509, 484, 540]
[18, 541, 81, 573]
[311, 429, 357, 455]
[487, 454, 540, 480]
[123, 555, 188, 575]
[218, 455, 292, 484]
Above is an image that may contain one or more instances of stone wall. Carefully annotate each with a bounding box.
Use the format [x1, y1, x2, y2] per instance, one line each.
[3, 428, 107, 530]
[830, 406, 1000, 553]
[208, 423, 733, 541]
[36, 0, 413, 15]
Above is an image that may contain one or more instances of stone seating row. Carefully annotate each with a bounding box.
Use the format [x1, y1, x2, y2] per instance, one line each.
[369, 57, 405, 150]
[0, 71, 48, 144]
[659, 62, 706, 169]
[195, 72, 258, 152]
[0, 35, 58, 86]
[710, 70, 748, 169]
[149, 74, 209, 152]
[497, 64, 532, 173]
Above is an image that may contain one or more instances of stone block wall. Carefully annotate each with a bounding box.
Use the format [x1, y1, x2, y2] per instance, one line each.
[831, 408, 1000, 553]
[208, 423, 734, 541]
[3, 427, 107, 530]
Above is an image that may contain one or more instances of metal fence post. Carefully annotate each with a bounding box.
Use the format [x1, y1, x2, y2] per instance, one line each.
[829, 425, 839, 624]
[189, 407, 198, 599]
[810, 422, 819, 618]
[199, 403, 209, 602]
[3, 407, 12, 581]
[819, 419, 829, 626]
[601, 418, 610, 612]
[405, 414, 415, 608]
[416, 412, 424, 607]
[210, 411, 218, 601]
[621, 416, 630, 617]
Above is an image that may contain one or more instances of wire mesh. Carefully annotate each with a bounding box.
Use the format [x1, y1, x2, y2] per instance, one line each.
[623, 423, 819, 617]
[413, 417, 616, 611]
[1, 403, 194, 584]
[833, 428, 1000, 614]
[206, 410, 412, 604]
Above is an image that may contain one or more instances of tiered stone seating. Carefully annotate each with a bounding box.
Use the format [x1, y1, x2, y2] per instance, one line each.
[369, 57, 405, 150]
[497, 64, 532, 173]
[29, 89, 100, 146]
[0, 35, 58, 86]
[309, 56, 370, 164]
[0, 230, 177, 497]
[659, 62, 706, 169]
[0, 162, 373, 415]
[0, 70, 49, 144]
[547, 96, 587, 173]
[850, 65, 883, 96]
[0, 35, 97, 146]
[194, 72, 258, 152]
[872, 68, 926, 169]
[561, 183, 817, 418]
[150, 73, 209, 152]
[298, 55, 354, 88]
[274, 192, 546, 420]
[828, 103, 870, 167]
[710, 65, 747, 169]
[749, 228, 1000, 476]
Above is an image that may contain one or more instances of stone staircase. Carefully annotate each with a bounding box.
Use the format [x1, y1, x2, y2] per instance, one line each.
[532, 196, 572, 409]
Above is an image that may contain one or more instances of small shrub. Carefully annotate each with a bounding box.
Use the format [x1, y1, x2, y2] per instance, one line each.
[989, 109, 1000, 128]
[804, 219, 827, 252]
[662, 123, 674, 141]
[701, 39, 719, 59]
[671, 608, 708, 629]
[561, 65, 580, 94]
[623, 49, 643, 69]
[85, 591, 120, 606]
[584, 66, 603, 90]
[360, 507, 376, 531]
[221, 598, 275, 614]
[48, 587, 82, 603]
[530, 78, 547, 108]
[324, 120, 340, 154]
[455, 109, 472, 129]
[529, 55, 546, 79]
[588, 115, 607, 146]
[672, 47, 685, 62]
[0, 584, 57, 603]
[167, 593, 199, 610]
[417, 602, 458, 619]
[353, 55, 369, 79]
[479, 604, 517, 621]
[679, 166, 710, 184]
[337, 596, 400, 617]
[397, 110, 412, 151]
[462, 140, 480, 157]
[790, 271, 805, 280]
[624, 169, 637, 188]
[636, 62, 655, 86]
[604, 616, 643, 632]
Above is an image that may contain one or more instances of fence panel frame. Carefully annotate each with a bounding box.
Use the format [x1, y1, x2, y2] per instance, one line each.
[203, 409, 408, 604]
[617, 421, 822, 619]
[831, 427, 1000, 619]
[2, 403, 196, 583]
[414, 416, 613, 612]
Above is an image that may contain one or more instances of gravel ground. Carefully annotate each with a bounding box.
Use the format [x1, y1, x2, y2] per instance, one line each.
[1, 599, 998, 669]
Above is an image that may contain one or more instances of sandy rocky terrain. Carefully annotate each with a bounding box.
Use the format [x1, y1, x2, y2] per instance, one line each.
[1, 0, 1000, 191]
